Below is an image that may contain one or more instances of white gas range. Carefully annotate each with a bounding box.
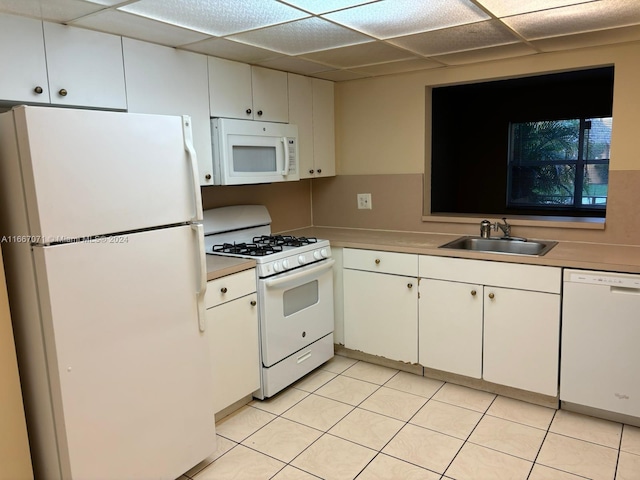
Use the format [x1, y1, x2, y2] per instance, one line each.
[203, 205, 334, 399]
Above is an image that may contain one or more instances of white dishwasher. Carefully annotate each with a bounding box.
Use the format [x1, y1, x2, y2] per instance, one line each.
[561, 269, 640, 421]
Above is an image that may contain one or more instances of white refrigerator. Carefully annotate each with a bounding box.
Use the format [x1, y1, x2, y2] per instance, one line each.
[0, 106, 214, 479]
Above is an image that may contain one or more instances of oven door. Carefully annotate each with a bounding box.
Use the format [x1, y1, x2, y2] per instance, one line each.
[258, 259, 334, 367]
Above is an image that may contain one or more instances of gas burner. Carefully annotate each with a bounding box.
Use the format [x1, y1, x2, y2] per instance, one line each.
[212, 242, 283, 257]
[253, 235, 318, 248]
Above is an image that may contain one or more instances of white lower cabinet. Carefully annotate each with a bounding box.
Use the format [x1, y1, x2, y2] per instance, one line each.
[343, 249, 418, 363]
[419, 256, 561, 396]
[205, 269, 260, 414]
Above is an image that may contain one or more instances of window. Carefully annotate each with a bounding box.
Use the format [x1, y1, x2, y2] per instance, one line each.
[429, 66, 614, 219]
[508, 117, 611, 213]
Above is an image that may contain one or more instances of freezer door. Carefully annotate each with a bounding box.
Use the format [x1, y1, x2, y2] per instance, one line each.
[13, 106, 201, 240]
[32, 225, 214, 479]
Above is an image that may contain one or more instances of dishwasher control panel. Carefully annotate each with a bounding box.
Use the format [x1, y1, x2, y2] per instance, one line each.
[568, 271, 640, 289]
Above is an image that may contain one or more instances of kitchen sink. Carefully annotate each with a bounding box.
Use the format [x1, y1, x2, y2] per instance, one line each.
[438, 236, 557, 256]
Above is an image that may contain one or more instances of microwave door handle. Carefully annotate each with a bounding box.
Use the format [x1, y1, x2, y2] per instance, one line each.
[281, 137, 290, 176]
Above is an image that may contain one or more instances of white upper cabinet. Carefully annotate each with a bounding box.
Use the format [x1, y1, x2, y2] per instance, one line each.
[209, 57, 288, 123]
[43, 22, 127, 110]
[0, 13, 49, 104]
[122, 38, 213, 185]
[288, 74, 335, 179]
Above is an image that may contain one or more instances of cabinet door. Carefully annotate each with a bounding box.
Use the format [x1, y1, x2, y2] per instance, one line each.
[344, 269, 417, 363]
[123, 38, 213, 185]
[43, 22, 126, 109]
[207, 293, 260, 414]
[208, 57, 253, 120]
[288, 73, 314, 179]
[0, 13, 49, 104]
[252, 66, 289, 123]
[483, 287, 560, 396]
[419, 279, 483, 378]
[312, 78, 335, 177]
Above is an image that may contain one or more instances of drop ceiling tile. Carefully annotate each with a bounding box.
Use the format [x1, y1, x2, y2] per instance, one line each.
[475, 0, 599, 18]
[119, 0, 309, 36]
[228, 17, 373, 55]
[257, 56, 334, 75]
[280, 0, 375, 14]
[311, 69, 369, 81]
[503, 0, 640, 40]
[432, 42, 537, 65]
[531, 23, 640, 51]
[388, 20, 521, 56]
[323, 0, 490, 39]
[350, 58, 443, 76]
[0, 0, 103, 21]
[71, 10, 209, 46]
[183, 38, 283, 64]
[300, 41, 418, 68]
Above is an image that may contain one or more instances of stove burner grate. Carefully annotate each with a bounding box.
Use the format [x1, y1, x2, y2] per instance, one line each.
[211, 242, 283, 257]
[252, 235, 318, 248]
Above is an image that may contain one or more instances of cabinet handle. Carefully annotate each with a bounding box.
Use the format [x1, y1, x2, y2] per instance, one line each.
[317, 168, 322, 174]
[309, 169, 314, 174]
[246, 108, 252, 115]
[205, 174, 212, 180]
[220, 287, 228, 294]
[34, 86, 44, 94]
[58, 88, 68, 97]
[250, 300, 257, 306]
[257, 110, 263, 116]
[471, 290, 477, 296]
[488, 292, 495, 299]
[407, 283, 413, 289]
[375, 259, 381, 265]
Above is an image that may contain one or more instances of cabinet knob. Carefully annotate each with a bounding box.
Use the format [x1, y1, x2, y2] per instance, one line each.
[205, 174, 212, 180]
[257, 110, 263, 116]
[34, 86, 44, 94]
[488, 292, 495, 299]
[375, 259, 381, 265]
[58, 88, 68, 97]
[246, 108, 252, 115]
[220, 287, 228, 294]
[250, 300, 257, 306]
[471, 290, 477, 296]
[407, 283, 413, 289]
[309, 169, 314, 174]
[317, 168, 322, 174]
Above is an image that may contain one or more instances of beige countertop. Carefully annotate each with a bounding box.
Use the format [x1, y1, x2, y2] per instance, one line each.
[284, 226, 640, 274]
[206, 255, 255, 281]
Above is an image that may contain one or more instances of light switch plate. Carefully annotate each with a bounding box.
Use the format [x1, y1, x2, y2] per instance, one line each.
[357, 193, 372, 209]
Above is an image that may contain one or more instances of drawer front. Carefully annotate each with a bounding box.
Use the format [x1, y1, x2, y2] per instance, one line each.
[205, 268, 256, 308]
[419, 256, 561, 294]
[343, 248, 418, 277]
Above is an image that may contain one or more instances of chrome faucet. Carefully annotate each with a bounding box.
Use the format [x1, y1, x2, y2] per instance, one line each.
[494, 217, 511, 238]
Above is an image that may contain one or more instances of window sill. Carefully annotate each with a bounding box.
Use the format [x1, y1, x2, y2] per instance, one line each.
[422, 213, 605, 230]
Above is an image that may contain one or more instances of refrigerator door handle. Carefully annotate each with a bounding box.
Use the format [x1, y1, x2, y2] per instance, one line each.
[192, 223, 207, 332]
[182, 115, 204, 222]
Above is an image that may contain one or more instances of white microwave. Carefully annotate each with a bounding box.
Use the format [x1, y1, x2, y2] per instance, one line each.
[210, 118, 299, 185]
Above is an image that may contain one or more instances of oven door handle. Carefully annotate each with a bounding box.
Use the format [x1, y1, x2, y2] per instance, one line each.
[265, 259, 335, 288]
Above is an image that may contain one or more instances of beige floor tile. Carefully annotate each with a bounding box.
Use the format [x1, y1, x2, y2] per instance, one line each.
[241, 417, 322, 463]
[468, 415, 546, 461]
[486, 395, 556, 430]
[192, 444, 284, 480]
[341, 361, 399, 385]
[528, 464, 587, 480]
[410, 399, 482, 440]
[291, 434, 377, 480]
[315, 375, 380, 406]
[328, 407, 404, 450]
[356, 453, 441, 480]
[621, 424, 640, 455]
[184, 435, 237, 477]
[320, 355, 358, 374]
[281, 393, 353, 431]
[270, 465, 321, 480]
[616, 451, 640, 480]
[550, 410, 622, 448]
[215, 406, 277, 442]
[384, 371, 444, 398]
[293, 369, 338, 393]
[250, 387, 309, 415]
[382, 423, 463, 474]
[536, 432, 618, 480]
[359, 386, 428, 421]
[445, 443, 532, 480]
[432, 383, 496, 413]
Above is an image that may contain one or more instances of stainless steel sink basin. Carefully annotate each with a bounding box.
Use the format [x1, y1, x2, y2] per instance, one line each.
[439, 236, 557, 256]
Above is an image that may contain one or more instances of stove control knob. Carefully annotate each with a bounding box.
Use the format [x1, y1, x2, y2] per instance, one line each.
[313, 251, 322, 260]
[298, 255, 306, 265]
[273, 262, 282, 272]
[320, 248, 329, 258]
[282, 259, 291, 269]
